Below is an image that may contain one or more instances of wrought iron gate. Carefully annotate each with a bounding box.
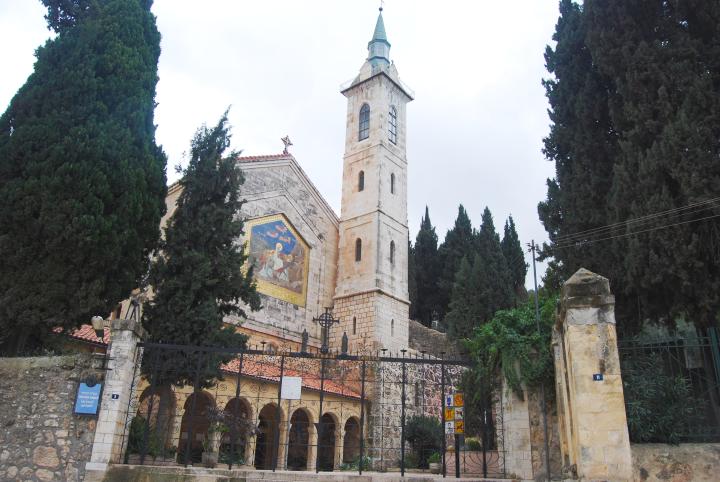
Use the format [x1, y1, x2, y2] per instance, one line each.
[119, 342, 506, 477]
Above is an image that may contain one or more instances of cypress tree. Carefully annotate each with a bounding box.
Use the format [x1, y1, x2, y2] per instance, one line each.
[142, 113, 261, 387]
[413, 206, 441, 326]
[541, 0, 720, 330]
[408, 238, 418, 320]
[0, 0, 166, 353]
[501, 216, 527, 303]
[445, 256, 482, 339]
[475, 207, 514, 319]
[437, 205, 475, 318]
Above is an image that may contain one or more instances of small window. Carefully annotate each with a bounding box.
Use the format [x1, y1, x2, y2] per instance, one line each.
[390, 173, 395, 194]
[355, 238, 362, 262]
[391, 319, 395, 336]
[358, 170, 365, 192]
[390, 240, 395, 265]
[388, 106, 397, 144]
[359, 104, 370, 140]
[353, 317, 357, 335]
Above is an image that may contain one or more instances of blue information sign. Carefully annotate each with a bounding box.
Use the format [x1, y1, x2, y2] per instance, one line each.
[74, 382, 102, 415]
[593, 373, 604, 381]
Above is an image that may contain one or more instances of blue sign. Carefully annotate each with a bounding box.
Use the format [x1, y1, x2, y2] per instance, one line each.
[74, 382, 102, 415]
[593, 373, 604, 381]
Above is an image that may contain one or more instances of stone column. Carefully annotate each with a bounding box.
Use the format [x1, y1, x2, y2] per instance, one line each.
[499, 379, 533, 480]
[307, 427, 317, 471]
[85, 318, 145, 474]
[553, 268, 632, 481]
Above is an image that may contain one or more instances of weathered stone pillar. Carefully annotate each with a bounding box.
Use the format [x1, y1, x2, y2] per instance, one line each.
[85, 318, 145, 474]
[499, 378, 533, 480]
[306, 427, 317, 471]
[553, 268, 632, 481]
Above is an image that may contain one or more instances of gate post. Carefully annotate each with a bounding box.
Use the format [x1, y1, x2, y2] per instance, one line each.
[553, 268, 631, 481]
[85, 318, 145, 474]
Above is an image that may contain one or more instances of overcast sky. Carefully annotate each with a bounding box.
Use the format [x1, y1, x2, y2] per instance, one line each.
[0, 0, 560, 286]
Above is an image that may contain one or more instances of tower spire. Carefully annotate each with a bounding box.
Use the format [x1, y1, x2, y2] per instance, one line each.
[367, 6, 391, 68]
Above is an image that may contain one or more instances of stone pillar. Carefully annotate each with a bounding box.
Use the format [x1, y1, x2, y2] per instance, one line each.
[499, 379, 533, 480]
[307, 427, 317, 471]
[553, 268, 632, 481]
[85, 318, 145, 474]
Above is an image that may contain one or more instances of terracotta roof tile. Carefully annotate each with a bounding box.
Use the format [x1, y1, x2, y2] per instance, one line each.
[222, 358, 361, 399]
[55, 324, 109, 345]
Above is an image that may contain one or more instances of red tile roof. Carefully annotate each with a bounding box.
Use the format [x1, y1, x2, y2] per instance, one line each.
[222, 357, 361, 399]
[58, 325, 359, 400]
[235, 153, 293, 163]
[55, 324, 109, 345]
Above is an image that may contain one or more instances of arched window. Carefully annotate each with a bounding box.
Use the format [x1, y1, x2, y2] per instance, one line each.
[391, 319, 395, 336]
[390, 173, 395, 194]
[388, 106, 397, 144]
[358, 170, 365, 192]
[352, 317, 357, 335]
[389, 240, 395, 265]
[359, 104, 370, 140]
[355, 238, 362, 262]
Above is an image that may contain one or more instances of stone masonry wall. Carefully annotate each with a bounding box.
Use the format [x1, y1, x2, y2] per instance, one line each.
[631, 444, 720, 482]
[0, 355, 100, 481]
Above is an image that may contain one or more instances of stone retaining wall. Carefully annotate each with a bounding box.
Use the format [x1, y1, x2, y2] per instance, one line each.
[0, 355, 101, 481]
[631, 443, 720, 482]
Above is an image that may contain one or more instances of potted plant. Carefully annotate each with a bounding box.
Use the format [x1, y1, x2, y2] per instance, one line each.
[428, 452, 442, 474]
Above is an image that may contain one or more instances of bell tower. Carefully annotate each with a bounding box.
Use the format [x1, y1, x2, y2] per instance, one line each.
[332, 8, 414, 352]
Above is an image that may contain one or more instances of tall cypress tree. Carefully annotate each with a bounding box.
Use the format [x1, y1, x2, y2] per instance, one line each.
[475, 207, 514, 319]
[501, 216, 527, 303]
[445, 256, 482, 339]
[541, 0, 720, 330]
[408, 238, 418, 320]
[413, 207, 440, 326]
[437, 205, 475, 318]
[142, 113, 261, 387]
[0, 0, 166, 353]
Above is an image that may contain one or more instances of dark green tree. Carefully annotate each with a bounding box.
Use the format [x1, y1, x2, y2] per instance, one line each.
[475, 207, 514, 317]
[408, 238, 418, 320]
[540, 0, 720, 331]
[0, 0, 167, 353]
[437, 205, 475, 319]
[501, 216, 527, 303]
[142, 113, 261, 387]
[413, 207, 441, 326]
[444, 256, 482, 339]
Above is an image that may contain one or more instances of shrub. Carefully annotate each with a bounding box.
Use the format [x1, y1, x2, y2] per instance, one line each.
[405, 415, 443, 468]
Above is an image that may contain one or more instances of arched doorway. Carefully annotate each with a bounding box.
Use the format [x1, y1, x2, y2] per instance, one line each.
[317, 413, 337, 471]
[343, 417, 360, 463]
[254, 404, 280, 470]
[287, 409, 312, 470]
[177, 391, 214, 464]
[220, 397, 252, 466]
[135, 385, 176, 451]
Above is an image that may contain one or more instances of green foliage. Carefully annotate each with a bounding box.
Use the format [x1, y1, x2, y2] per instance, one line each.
[437, 205, 475, 320]
[412, 207, 441, 325]
[127, 416, 164, 457]
[464, 438, 481, 451]
[540, 0, 720, 332]
[445, 208, 514, 339]
[339, 455, 373, 471]
[621, 353, 703, 444]
[405, 415, 443, 469]
[464, 295, 557, 398]
[427, 452, 441, 464]
[0, 0, 167, 353]
[142, 113, 261, 387]
[501, 216, 527, 303]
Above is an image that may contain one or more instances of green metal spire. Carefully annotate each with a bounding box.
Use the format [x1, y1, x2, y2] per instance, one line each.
[367, 7, 391, 67]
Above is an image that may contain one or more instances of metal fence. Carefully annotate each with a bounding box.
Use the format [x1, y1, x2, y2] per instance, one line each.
[118, 342, 506, 477]
[619, 328, 720, 443]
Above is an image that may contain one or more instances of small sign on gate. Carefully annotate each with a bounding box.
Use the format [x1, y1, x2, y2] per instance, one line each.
[444, 407, 455, 421]
[445, 395, 453, 407]
[454, 407, 464, 421]
[453, 392, 464, 407]
[445, 421, 455, 434]
[280, 376, 302, 399]
[454, 420, 465, 434]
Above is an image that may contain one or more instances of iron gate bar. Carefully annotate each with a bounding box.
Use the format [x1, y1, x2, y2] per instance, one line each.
[183, 353, 204, 467]
[272, 355, 285, 471]
[440, 352, 446, 478]
[358, 360, 366, 475]
[228, 352, 244, 469]
[316, 357, 326, 473]
[400, 350, 406, 477]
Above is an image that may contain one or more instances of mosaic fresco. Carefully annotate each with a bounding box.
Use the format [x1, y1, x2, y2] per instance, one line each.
[246, 214, 309, 306]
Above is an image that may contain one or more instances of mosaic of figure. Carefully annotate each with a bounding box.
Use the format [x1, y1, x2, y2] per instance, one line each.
[246, 214, 309, 306]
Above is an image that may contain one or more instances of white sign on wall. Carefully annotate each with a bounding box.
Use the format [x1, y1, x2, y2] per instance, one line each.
[280, 376, 302, 400]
